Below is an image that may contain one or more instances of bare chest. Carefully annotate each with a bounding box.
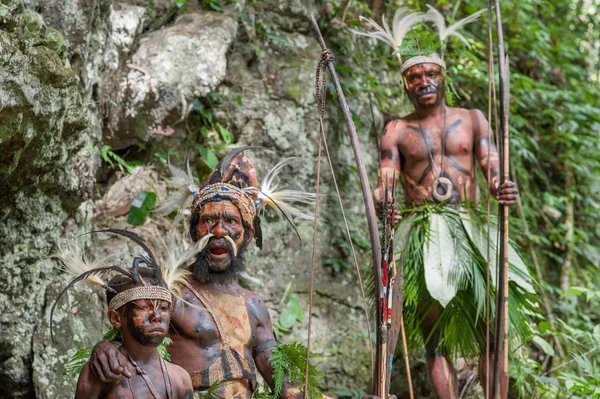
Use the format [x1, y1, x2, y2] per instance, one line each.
[102, 372, 169, 399]
[399, 119, 474, 164]
[172, 286, 254, 351]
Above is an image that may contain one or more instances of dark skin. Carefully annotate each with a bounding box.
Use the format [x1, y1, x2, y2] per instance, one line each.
[90, 201, 334, 399]
[373, 63, 515, 399]
[76, 299, 194, 399]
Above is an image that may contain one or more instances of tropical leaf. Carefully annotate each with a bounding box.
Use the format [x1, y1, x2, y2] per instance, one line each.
[423, 213, 457, 307]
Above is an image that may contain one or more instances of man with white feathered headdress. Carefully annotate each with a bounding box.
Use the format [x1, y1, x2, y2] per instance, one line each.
[87, 148, 338, 398]
[353, 6, 537, 399]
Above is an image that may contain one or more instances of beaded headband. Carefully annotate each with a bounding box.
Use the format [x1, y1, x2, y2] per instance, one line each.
[191, 183, 256, 226]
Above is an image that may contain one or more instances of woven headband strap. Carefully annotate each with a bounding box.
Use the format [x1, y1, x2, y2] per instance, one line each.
[108, 286, 172, 310]
[400, 56, 446, 75]
[192, 183, 256, 225]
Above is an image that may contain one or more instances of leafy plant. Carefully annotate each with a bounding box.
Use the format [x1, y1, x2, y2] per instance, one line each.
[128, 191, 157, 225]
[270, 342, 323, 399]
[92, 145, 137, 175]
[274, 283, 303, 335]
[187, 98, 236, 169]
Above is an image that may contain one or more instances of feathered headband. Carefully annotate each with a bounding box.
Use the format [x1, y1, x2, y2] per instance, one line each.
[155, 147, 316, 248]
[351, 6, 485, 74]
[50, 229, 206, 341]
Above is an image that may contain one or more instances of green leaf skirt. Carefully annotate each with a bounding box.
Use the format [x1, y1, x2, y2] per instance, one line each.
[395, 204, 539, 359]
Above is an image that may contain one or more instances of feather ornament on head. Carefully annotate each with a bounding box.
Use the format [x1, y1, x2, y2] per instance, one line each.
[351, 6, 485, 73]
[49, 228, 199, 342]
[350, 7, 430, 64]
[160, 147, 315, 247]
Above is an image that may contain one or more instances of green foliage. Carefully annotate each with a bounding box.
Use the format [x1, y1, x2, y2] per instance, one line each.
[92, 145, 137, 174]
[128, 191, 157, 225]
[324, 229, 370, 275]
[158, 337, 173, 361]
[188, 98, 237, 169]
[270, 342, 323, 399]
[274, 283, 303, 335]
[395, 27, 439, 59]
[276, 293, 303, 333]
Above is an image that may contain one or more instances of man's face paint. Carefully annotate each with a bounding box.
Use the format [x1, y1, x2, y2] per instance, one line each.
[196, 201, 245, 272]
[123, 299, 171, 347]
[403, 63, 445, 108]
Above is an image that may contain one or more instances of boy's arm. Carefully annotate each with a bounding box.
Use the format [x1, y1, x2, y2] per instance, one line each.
[75, 363, 103, 399]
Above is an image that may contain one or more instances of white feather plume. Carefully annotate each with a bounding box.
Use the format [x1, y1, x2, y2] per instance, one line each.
[251, 157, 317, 221]
[425, 5, 486, 47]
[350, 8, 430, 54]
[159, 233, 213, 297]
[52, 239, 123, 286]
[154, 161, 199, 222]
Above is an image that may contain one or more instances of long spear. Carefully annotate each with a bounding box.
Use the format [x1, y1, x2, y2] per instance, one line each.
[309, 15, 384, 395]
[491, 1, 511, 397]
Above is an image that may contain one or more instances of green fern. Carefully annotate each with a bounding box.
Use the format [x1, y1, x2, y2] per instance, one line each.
[92, 145, 136, 174]
[270, 342, 323, 399]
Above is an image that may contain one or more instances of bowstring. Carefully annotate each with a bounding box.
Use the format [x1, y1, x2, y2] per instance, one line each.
[318, 49, 374, 371]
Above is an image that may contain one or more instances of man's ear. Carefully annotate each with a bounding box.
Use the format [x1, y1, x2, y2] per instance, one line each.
[108, 309, 122, 329]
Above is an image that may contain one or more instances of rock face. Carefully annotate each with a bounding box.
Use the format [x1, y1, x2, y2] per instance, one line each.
[0, 0, 386, 397]
[102, 11, 238, 149]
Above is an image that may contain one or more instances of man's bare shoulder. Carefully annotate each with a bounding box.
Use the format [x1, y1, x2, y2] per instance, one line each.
[448, 107, 484, 119]
[386, 113, 416, 128]
[165, 361, 193, 387]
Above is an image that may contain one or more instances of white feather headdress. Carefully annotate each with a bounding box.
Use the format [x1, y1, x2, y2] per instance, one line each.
[351, 5, 485, 69]
[350, 7, 430, 64]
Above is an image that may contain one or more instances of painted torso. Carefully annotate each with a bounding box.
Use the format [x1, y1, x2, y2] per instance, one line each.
[392, 107, 481, 205]
[168, 280, 257, 398]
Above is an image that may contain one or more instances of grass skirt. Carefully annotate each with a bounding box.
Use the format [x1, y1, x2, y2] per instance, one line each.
[396, 204, 538, 359]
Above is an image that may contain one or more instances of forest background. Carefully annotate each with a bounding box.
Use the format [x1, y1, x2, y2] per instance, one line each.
[0, 0, 598, 398]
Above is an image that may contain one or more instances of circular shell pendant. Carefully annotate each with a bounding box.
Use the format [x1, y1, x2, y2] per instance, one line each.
[432, 177, 453, 202]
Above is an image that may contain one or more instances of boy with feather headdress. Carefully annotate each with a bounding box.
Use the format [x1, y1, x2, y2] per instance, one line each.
[51, 231, 195, 398]
[352, 6, 536, 399]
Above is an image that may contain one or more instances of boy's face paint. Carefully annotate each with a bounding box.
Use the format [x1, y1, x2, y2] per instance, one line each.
[123, 299, 172, 347]
[196, 201, 246, 271]
[403, 63, 445, 108]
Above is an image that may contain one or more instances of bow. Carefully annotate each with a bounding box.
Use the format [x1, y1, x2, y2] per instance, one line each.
[309, 15, 385, 396]
[489, 1, 511, 397]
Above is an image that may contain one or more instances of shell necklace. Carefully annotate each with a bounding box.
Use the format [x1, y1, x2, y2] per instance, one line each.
[416, 106, 453, 202]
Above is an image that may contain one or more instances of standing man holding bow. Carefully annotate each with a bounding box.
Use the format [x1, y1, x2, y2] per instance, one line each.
[353, 6, 536, 399]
